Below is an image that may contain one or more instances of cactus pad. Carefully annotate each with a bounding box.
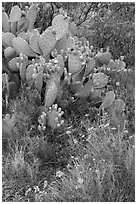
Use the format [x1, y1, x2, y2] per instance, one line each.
[10, 21, 18, 35]
[19, 54, 28, 81]
[29, 33, 41, 54]
[52, 14, 69, 40]
[55, 54, 65, 77]
[2, 73, 9, 87]
[17, 31, 30, 42]
[69, 21, 77, 35]
[2, 114, 17, 135]
[8, 82, 18, 99]
[95, 51, 111, 65]
[26, 64, 36, 85]
[75, 79, 93, 98]
[9, 5, 22, 22]
[47, 104, 64, 128]
[17, 17, 29, 33]
[84, 57, 95, 77]
[92, 72, 109, 89]
[115, 59, 126, 71]
[100, 91, 115, 109]
[4, 47, 16, 59]
[68, 52, 82, 74]
[38, 111, 47, 131]
[55, 35, 75, 53]
[8, 57, 21, 72]
[2, 32, 15, 48]
[107, 59, 116, 70]
[2, 12, 10, 32]
[12, 37, 37, 57]
[27, 4, 38, 30]
[110, 99, 125, 114]
[44, 81, 58, 108]
[38, 29, 56, 58]
[70, 81, 83, 94]
[35, 70, 43, 92]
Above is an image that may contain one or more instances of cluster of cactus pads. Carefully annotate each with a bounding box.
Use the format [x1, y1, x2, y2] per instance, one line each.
[2, 5, 126, 134]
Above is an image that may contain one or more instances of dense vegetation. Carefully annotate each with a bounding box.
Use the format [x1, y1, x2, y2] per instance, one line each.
[2, 2, 135, 202]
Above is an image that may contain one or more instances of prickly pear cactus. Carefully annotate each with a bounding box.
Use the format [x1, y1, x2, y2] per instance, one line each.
[2, 5, 128, 134]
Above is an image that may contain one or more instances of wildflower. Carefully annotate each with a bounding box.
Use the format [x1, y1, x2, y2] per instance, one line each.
[43, 180, 48, 189]
[73, 139, 78, 144]
[56, 170, 64, 178]
[25, 187, 32, 196]
[66, 130, 71, 135]
[116, 82, 120, 86]
[107, 67, 110, 71]
[34, 186, 40, 193]
[104, 123, 110, 128]
[77, 177, 84, 184]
